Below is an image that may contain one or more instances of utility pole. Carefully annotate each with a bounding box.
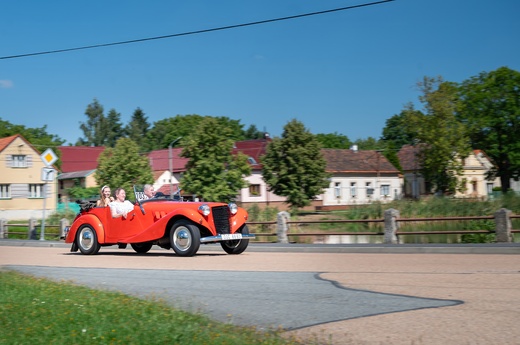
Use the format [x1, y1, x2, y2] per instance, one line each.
[168, 137, 182, 199]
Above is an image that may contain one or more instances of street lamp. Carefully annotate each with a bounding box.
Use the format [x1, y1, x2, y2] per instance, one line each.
[168, 137, 182, 199]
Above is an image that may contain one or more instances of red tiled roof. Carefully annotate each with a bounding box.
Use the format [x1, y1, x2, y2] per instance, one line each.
[147, 148, 189, 172]
[0, 134, 42, 154]
[232, 139, 270, 167]
[0, 135, 19, 152]
[397, 145, 423, 171]
[57, 146, 106, 173]
[321, 148, 400, 174]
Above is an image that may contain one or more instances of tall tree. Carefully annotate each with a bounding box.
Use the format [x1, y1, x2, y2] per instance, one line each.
[125, 107, 150, 152]
[147, 114, 247, 150]
[244, 124, 265, 140]
[261, 119, 330, 213]
[180, 117, 251, 202]
[406, 77, 471, 194]
[105, 109, 125, 147]
[457, 66, 520, 192]
[381, 108, 419, 149]
[315, 132, 351, 149]
[95, 138, 154, 200]
[77, 99, 107, 146]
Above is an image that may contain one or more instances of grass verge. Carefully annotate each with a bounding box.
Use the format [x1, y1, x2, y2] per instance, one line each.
[0, 270, 306, 345]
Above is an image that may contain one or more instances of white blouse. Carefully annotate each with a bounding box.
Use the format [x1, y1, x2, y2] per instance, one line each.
[109, 200, 134, 218]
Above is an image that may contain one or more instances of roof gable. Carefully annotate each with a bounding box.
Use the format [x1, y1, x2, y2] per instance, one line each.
[0, 134, 40, 154]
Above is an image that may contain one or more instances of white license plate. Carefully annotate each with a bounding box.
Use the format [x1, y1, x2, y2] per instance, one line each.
[221, 233, 242, 240]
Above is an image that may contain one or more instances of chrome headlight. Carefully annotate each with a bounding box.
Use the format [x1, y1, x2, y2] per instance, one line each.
[228, 203, 238, 215]
[198, 204, 211, 216]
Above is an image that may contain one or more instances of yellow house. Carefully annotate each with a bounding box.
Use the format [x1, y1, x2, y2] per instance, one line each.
[0, 134, 58, 220]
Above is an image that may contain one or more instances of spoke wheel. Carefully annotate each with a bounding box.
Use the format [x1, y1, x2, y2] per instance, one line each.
[76, 225, 100, 255]
[170, 220, 200, 257]
[220, 225, 250, 255]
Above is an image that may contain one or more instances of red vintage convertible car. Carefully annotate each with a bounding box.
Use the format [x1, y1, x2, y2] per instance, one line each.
[64, 187, 254, 256]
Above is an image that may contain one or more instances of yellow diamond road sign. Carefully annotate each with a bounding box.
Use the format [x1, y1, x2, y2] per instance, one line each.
[40, 148, 58, 167]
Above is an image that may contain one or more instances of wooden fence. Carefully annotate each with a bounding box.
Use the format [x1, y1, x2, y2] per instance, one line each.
[0, 208, 518, 243]
[0, 218, 69, 240]
[248, 208, 520, 244]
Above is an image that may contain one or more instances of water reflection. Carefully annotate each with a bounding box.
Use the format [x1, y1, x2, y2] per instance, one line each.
[313, 233, 519, 244]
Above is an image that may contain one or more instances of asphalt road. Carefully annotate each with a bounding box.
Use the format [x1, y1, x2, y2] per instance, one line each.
[5, 265, 460, 330]
[2, 240, 520, 344]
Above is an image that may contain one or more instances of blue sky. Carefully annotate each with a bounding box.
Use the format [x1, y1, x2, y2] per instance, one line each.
[1, 0, 519, 145]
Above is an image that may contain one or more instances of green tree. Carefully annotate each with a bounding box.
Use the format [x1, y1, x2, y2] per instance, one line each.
[125, 107, 150, 152]
[95, 138, 154, 200]
[147, 114, 247, 150]
[457, 66, 520, 192]
[77, 99, 108, 146]
[381, 109, 419, 149]
[353, 136, 381, 150]
[315, 132, 351, 149]
[180, 117, 251, 202]
[105, 109, 125, 147]
[406, 77, 471, 194]
[244, 124, 265, 140]
[261, 119, 330, 213]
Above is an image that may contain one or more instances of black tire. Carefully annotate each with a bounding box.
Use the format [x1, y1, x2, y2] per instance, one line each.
[131, 242, 153, 253]
[170, 220, 200, 257]
[76, 225, 101, 255]
[220, 225, 250, 255]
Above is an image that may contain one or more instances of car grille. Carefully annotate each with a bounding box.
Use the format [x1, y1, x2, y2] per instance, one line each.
[212, 206, 230, 234]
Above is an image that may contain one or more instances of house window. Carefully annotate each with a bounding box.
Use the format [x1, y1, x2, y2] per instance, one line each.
[486, 183, 494, 194]
[366, 182, 374, 196]
[249, 184, 261, 197]
[0, 184, 10, 199]
[381, 184, 390, 196]
[29, 184, 44, 198]
[334, 182, 341, 198]
[12, 155, 27, 168]
[350, 182, 356, 197]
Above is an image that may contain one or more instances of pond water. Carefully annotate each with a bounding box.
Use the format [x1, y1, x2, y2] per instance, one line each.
[312, 233, 519, 244]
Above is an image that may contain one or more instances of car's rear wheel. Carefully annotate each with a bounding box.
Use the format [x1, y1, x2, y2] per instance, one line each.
[76, 225, 100, 255]
[220, 225, 250, 255]
[131, 242, 153, 253]
[170, 220, 200, 257]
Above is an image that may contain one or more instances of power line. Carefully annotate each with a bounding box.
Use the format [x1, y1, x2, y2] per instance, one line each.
[0, 0, 394, 60]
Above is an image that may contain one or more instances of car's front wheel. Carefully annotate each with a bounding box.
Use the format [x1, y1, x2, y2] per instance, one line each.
[76, 225, 100, 255]
[131, 242, 153, 253]
[220, 225, 250, 255]
[170, 220, 200, 257]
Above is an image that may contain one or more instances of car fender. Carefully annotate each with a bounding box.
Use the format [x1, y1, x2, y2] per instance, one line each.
[65, 214, 106, 244]
[230, 208, 248, 233]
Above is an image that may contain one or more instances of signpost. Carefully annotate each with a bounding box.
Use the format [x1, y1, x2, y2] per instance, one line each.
[39, 148, 58, 241]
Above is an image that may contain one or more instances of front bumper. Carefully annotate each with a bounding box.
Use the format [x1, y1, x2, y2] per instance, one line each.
[200, 233, 255, 244]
